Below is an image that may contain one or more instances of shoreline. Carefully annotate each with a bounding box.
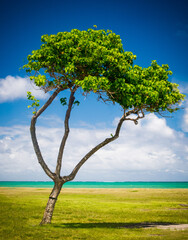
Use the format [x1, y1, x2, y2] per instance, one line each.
[1, 187, 188, 191]
[0, 181, 188, 189]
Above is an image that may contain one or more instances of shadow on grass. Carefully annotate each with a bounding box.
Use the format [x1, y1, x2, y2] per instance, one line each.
[53, 222, 176, 229]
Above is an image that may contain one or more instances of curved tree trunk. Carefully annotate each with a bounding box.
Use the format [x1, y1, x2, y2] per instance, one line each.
[29, 86, 144, 225]
[40, 181, 63, 225]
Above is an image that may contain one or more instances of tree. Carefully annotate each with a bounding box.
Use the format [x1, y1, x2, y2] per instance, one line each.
[23, 27, 185, 225]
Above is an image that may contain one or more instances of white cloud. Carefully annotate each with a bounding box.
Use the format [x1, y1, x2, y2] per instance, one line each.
[0, 114, 188, 181]
[171, 80, 188, 132]
[183, 104, 188, 132]
[0, 75, 48, 103]
[179, 83, 188, 95]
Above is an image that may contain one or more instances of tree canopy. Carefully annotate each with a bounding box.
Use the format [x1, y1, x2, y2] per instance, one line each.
[23, 28, 185, 114]
[23, 27, 185, 224]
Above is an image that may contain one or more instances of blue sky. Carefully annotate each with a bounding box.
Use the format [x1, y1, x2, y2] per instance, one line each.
[0, 0, 188, 181]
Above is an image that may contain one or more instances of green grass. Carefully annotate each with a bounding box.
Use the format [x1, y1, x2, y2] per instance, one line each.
[0, 188, 188, 239]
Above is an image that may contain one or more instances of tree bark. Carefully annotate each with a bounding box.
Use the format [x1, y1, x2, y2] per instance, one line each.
[65, 115, 125, 182]
[30, 88, 62, 180]
[65, 108, 144, 182]
[55, 90, 75, 177]
[29, 88, 77, 225]
[40, 181, 63, 225]
[29, 88, 144, 225]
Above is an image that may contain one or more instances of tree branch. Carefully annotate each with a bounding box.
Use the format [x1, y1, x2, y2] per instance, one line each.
[55, 90, 76, 177]
[64, 108, 145, 182]
[30, 88, 62, 180]
[125, 108, 145, 124]
[64, 116, 125, 182]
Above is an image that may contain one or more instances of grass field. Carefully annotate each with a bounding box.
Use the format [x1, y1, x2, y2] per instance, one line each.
[0, 187, 188, 239]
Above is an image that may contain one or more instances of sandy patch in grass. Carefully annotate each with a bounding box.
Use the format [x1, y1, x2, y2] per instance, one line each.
[156, 224, 188, 230]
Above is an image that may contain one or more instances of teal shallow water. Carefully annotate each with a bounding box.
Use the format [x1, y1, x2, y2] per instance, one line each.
[0, 181, 188, 188]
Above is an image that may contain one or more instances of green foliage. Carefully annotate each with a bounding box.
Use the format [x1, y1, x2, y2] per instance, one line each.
[27, 91, 40, 114]
[109, 60, 185, 112]
[73, 100, 80, 106]
[60, 97, 80, 108]
[23, 28, 185, 114]
[60, 97, 67, 106]
[30, 75, 46, 87]
[60, 97, 80, 107]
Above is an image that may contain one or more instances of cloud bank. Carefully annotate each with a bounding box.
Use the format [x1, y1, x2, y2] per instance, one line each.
[0, 114, 187, 181]
[183, 103, 188, 132]
[0, 75, 48, 103]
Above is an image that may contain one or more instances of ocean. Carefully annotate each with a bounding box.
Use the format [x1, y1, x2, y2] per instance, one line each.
[0, 181, 188, 188]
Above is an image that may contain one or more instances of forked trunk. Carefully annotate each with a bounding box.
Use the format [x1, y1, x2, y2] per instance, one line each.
[40, 181, 63, 225]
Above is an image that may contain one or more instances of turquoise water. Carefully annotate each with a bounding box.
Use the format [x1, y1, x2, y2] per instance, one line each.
[0, 181, 188, 188]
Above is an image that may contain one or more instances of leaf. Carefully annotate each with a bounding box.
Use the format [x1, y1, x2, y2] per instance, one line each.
[27, 92, 40, 114]
[60, 97, 67, 106]
[22, 28, 185, 114]
[73, 100, 80, 106]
